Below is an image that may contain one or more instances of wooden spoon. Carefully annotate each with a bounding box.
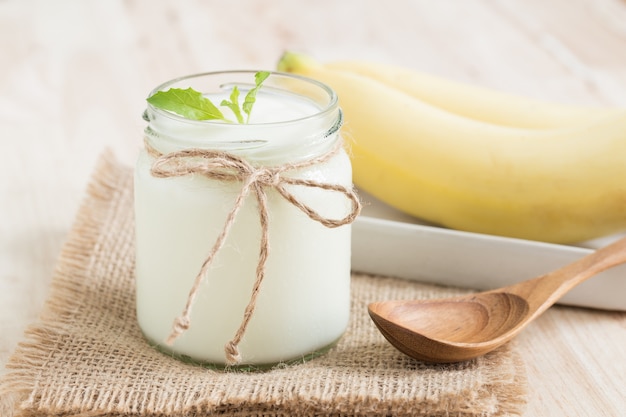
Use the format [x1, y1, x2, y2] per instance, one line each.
[368, 235, 626, 363]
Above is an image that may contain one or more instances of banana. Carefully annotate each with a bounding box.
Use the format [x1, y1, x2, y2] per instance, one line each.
[277, 51, 626, 244]
[281, 52, 619, 129]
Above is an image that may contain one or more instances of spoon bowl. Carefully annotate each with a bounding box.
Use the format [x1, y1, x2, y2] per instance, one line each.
[369, 235, 626, 363]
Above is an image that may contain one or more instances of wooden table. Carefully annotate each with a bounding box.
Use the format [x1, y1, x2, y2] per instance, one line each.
[1, 1, 625, 415]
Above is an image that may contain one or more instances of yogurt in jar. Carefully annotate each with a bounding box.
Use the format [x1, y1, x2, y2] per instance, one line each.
[134, 71, 357, 368]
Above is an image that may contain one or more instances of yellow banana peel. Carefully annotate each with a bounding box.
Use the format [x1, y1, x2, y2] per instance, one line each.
[326, 59, 619, 129]
[277, 51, 626, 244]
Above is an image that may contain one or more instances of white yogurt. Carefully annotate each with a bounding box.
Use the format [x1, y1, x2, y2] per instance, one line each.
[135, 72, 355, 367]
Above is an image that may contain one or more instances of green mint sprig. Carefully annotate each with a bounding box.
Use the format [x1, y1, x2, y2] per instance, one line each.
[147, 71, 270, 123]
[219, 85, 244, 123]
[243, 71, 270, 123]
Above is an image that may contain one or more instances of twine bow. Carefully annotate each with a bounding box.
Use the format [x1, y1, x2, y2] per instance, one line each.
[146, 140, 361, 365]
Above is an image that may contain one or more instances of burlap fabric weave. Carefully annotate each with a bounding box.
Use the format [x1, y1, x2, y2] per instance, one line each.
[0, 151, 527, 417]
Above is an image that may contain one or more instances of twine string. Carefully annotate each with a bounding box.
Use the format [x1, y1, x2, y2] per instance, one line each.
[145, 139, 361, 365]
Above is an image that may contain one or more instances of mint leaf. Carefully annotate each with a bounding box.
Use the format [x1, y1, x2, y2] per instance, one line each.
[147, 72, 270, 124]
[147, 88, 228, 121]
[220, 86, 244, 124]
[243, 71, 270, 123]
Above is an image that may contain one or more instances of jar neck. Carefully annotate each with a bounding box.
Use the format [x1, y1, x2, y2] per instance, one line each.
[143, 71, 342, 166]
[144, 108, 342, 166]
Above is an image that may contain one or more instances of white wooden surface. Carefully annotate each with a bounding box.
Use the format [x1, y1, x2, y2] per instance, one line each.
[1, 1, 625, 415]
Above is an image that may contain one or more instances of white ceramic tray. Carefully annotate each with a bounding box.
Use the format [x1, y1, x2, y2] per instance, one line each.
[351, 191, 626, 311]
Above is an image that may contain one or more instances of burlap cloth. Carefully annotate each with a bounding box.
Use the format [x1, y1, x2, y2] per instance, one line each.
[0, 151, 527, 417]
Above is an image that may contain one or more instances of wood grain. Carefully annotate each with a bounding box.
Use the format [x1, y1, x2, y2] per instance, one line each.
[368, 235, 626, 363]
[1, 0, 625, 415]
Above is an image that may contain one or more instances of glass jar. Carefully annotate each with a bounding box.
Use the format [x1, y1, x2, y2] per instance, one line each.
[134, 71, 359, 369]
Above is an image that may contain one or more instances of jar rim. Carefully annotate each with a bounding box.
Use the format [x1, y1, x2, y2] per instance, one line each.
[146, 70, 338, 127]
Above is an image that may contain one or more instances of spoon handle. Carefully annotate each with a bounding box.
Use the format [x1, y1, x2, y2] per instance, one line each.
[509, 235, 626, 311]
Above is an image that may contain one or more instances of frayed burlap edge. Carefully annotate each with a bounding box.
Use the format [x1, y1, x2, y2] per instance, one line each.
[0, 150, 528, 417]
[0, 149, 129, 417]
